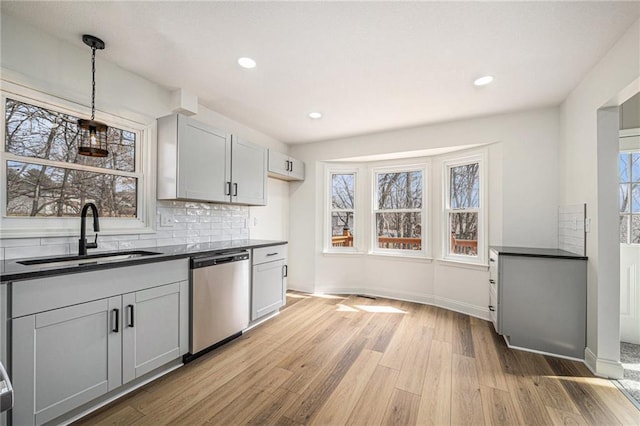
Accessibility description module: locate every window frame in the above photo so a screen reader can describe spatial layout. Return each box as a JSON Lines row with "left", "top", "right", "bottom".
{"left": 370, "top": 163, "right": 428, "bottom": 258}
{"left": 442, "top": 153, "right": 486, "bottom": 265}
{"left": 0, "top": 85, "right": 155, "bottom": 238}
{"left": 325, "top": 166, "right": 360, "bottom": 253}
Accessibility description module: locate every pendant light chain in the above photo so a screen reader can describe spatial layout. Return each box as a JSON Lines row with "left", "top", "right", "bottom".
{"left": 91, "top": 46, "right": 96, "bottom": 121}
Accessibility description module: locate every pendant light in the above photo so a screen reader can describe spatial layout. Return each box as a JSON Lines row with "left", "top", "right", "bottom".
{"left": 78, "top": 34, "right": 108, "bottom": 157}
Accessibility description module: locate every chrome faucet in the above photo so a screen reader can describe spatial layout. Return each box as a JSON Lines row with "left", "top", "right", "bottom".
{"left": 79, "top": 202, "right": 100, "bottom": 256}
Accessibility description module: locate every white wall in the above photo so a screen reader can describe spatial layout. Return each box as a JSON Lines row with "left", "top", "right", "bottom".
{"left": 0, "top": 13, "right": 290, "bottom": 259}
{"left": 289, "top": 106, "right": 561, "bottom": 318}
{"left": 559, "top": 18, "right": 640, "bottom": 378}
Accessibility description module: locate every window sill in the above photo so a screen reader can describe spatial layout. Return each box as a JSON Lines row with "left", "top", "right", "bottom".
{"left": 436, "top": 258, "right": 488, "bottom": 271}
{"left": 367, "top": 251, "right": 432, "bottom": 263}
{"left": 322, "top": 250, "right": 365, "bottom": 256}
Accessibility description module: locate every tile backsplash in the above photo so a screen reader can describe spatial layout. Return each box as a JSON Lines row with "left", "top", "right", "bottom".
{"left": 558, "top": 204, "right": 586, "bottom": 256}
{"left": 0, "top": 201, "right": 249, "bottom": 261}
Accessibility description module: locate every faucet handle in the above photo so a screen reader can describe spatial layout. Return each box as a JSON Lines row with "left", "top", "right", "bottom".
{"left": 87, "top": 234, "right": 98, "bottom": 250}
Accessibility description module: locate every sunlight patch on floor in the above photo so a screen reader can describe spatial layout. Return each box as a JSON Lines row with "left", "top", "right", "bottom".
{"left": 544, "top": 375, "right": 615, "bottom": 388}
{"left": 354, "top": 305, "right": 407, "bottom": 314}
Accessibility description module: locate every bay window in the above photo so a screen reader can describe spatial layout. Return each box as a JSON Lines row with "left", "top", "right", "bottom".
{"left": 372, "top": 166, "right": 426, "bottom": 256}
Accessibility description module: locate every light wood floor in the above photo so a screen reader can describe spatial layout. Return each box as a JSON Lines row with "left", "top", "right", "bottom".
{"left": 75, "top": 292, "right": 639, "bottom": 425}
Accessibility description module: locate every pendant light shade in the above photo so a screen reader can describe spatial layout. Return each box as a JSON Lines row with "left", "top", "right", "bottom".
{"left": 78, "top": 34, "right": 109, "bottom": 158}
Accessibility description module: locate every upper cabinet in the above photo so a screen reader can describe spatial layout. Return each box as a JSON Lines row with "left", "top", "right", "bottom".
{"left": 268, "top": 149, "right": 305, "bottom": 181}
{"left": 157, "top": 114, "right": 267, "bottom": 206}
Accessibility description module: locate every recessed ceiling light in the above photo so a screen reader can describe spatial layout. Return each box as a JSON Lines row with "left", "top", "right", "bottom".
{"left": 238, "top": 57, "right": 256, "bottom": 69}
{"left": 308, "top": 112, "right": 323, "bottom": 119}
{"left": 473, "top": 75, "right": 494, "bottom": 86}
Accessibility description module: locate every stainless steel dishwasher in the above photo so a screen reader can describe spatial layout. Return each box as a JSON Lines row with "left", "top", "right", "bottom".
{"left": 187, "top": 250, "right": 250, "bottom": 361}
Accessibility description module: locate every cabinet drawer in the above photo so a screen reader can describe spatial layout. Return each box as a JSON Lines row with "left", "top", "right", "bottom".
{"left": 253, "top": 245, "right": 287, "bottom": 265}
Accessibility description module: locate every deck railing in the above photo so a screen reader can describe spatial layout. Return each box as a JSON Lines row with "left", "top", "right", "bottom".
{"left": 331, "top": 233, "right": 478, "bottom": 254}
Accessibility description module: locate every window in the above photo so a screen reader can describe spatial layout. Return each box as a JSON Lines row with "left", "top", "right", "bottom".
{"left": 619, "top": 151, "right": 640, "bottom": 243}
{"left": 1, "top": 93, "right": 151, "bottom": 236}
{"left": 372, "top": 166, "right": 425, "bottom": 255}
{"left": 444, "top": 157, "right": 483, "bottom": 262}
{"left": 329, "top": 172, "right": 356, "bottom": 249}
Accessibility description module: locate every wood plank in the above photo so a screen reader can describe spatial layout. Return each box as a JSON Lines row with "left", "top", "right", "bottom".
{"left": 451, "top": 353, "right": 484, "bottom": 425}
{"left": 73, "top": 405, "right": 144, "bottom": 426}
{"left": 545, "top": 406, "right": 589, "bottom": 425}
{"left": 470, "top": 316, "right": 508, "bottom": 391}
{"left": 379, "top": 313, "right": 414, "bottom": 370}
{"left": 416, "top": 340, "right": 452, "bottom": 425}
{"left": 480, "top": 385, "right": 521, "bottom": 425}
{"left": 309, "top": 349, "right": 381, "bottom": 425}
{"left": 453, "top": 312, "right": 475, "bottom": 357}
{"left": 283, "top": 336, "right": 367, "bottom": 424}
{"left": 396, "top": 326, "right": 434, "bottom": 395}
{"left": 346, "top": 365, "right": 400, "bottom": 425}
{"left": 433, "top": 307, "right": 454, "bottom": 343}
{"left": 381, "top": 388, "right": 420, "bottom": 426}
{"left": 246, "top": 388, "right": 301, "bottom": 425}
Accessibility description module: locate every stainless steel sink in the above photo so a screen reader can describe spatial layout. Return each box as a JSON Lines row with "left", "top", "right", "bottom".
{"left": 17, "top": 250, "right": 161, "bottom": 267}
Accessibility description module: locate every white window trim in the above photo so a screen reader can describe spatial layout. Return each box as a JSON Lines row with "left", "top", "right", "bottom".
{"left": 441, "top": 152, "right": 487, "bottom": 265}
{"left": 0, "top": 81, "right": 156, "bottom": 238}
{"left": 370, "top": 163, "right": 429, "bottom": 258}
{"left": 324, "top": 165, "right": 360, "bottom": 253}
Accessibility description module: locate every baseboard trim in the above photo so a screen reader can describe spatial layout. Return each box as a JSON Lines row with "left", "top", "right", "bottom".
{"left": 584, "top": 347, "right": 624, "bottom": 379}
{"left": 312, "top": 286, "right": 490, "bottom": 321}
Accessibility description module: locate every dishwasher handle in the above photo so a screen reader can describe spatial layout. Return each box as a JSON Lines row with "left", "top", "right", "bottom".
{"left": 191, "top": 251, "right": 250, "bottom": 269}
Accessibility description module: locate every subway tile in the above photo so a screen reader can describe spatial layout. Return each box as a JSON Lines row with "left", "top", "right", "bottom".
{"left": 157, "top": 237, "right": 187, "bottom": 246}
{"left": 187, "top": 236, "right": 211, "bottom": 244}
{"left": 0, "top": 238, "right": 41, "bottom": 248}
{"left": 40, "top": 236, "right": 76, "bottom": 245}
{"left": 5, "top": 244, "right": 70, "bottom": 260}
{"left": 119, "top": 239, "right": 158, "bottom": 249}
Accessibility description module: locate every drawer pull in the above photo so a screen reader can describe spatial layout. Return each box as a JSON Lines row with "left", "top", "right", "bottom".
{"left": 489, "top": 279, "right": 495, "bottom": 284}
{"left": 112, "top": 308, "right": 119, "bottom": 333}
{"left": 266, "top": 252, "right": 279, "bottom": 257}
{"left": 490, "top": 258, "right": 495, "bottom": 262}
{"left": 488, "top": 305, "right": 496, "bottom": 312}
{"left": 128, "top": 304, "right": 135, "bottom": 328}
{"left": 283, "top": 264, "right": 288, "bottom": 278}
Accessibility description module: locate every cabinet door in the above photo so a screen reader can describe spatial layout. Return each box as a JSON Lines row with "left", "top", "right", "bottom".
{"left": 232, "top": 137, "right": 267, "bottom": 205}
{"left": 12, "top": 297, "right": 121, "bottom": 426}
{"left": 252, "top": 260, "right": 285, "bottom": 320}
{"left": 268, "top": 149, "right": 290, "bottom": 177}
{"left": 288, "top": 157, "right": 305, "bottom": 181}
{"left": 122, "top": 281, "right": 187, "bottom": 384}
{"left": 177, "top": 116, "right": 231, "bottom": 202}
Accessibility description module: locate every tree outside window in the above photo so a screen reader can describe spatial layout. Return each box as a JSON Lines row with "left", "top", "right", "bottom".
{"left": 4, "top": 98, "right": 138, "bottom": 218}
{"left": 373, "top": 168, "right": 424, "bottom": 252}
{"left": 446, "top": 162, "right": 480, "bottom": 257}
{"left": 619, "top": 151, "right": 640, "bottom": 244}
{"left": 330, "top": 173, "right": 355, "bottom": 248}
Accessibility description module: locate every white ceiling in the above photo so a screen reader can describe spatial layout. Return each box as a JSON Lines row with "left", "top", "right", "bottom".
{"left": 2, "top": 1, "right": 639, "bottom": 144}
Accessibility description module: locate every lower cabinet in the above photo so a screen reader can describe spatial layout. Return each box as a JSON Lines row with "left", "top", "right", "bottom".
{"left": 252, "top": 245, "right": 288, "bottom": 321}
{"left": 9, "top": 260, "right": 189, "bottom": 426}
{"left": 12, "top": 297, "right": 122, "bottom": 426}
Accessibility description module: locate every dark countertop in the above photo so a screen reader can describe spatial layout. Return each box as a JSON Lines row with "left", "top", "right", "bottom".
{"left": 490, "top": 246, "right": 587, "bottom": 260}
{"left": 1, "top": 239, "right": 287, "bottom": 282}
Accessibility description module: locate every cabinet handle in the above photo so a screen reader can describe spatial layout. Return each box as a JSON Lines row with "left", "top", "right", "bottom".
{"left": 112, "top": 308, "right": 119, "bottom": 333}
{"left": 266, "top": 252, "right": 279, "bottom": 257}
{"left": 283, "top": 264, "right": 288, "bottom": 278}
{"left": 225, "top": 182, "right": 231, "bottom": 196}
{"left": 285, "top": 160, "right": 290, "bottom": 172}
{"left": 489, "top": 279, "right": 495, "bottom": 284}
{"left": 289, "top": 161, "right": 293, "bottom": 172}
{"left": 233, "top": 183, "right": 238, "bottom": 196}
{"left": 488, "top": 305, "right": 495, "bottom": 312}
{"left": 490, "top": 258, "right": 495, "bottom": 262}
{"left": 128, "top": 304, "right": 134, "bottom": 327}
